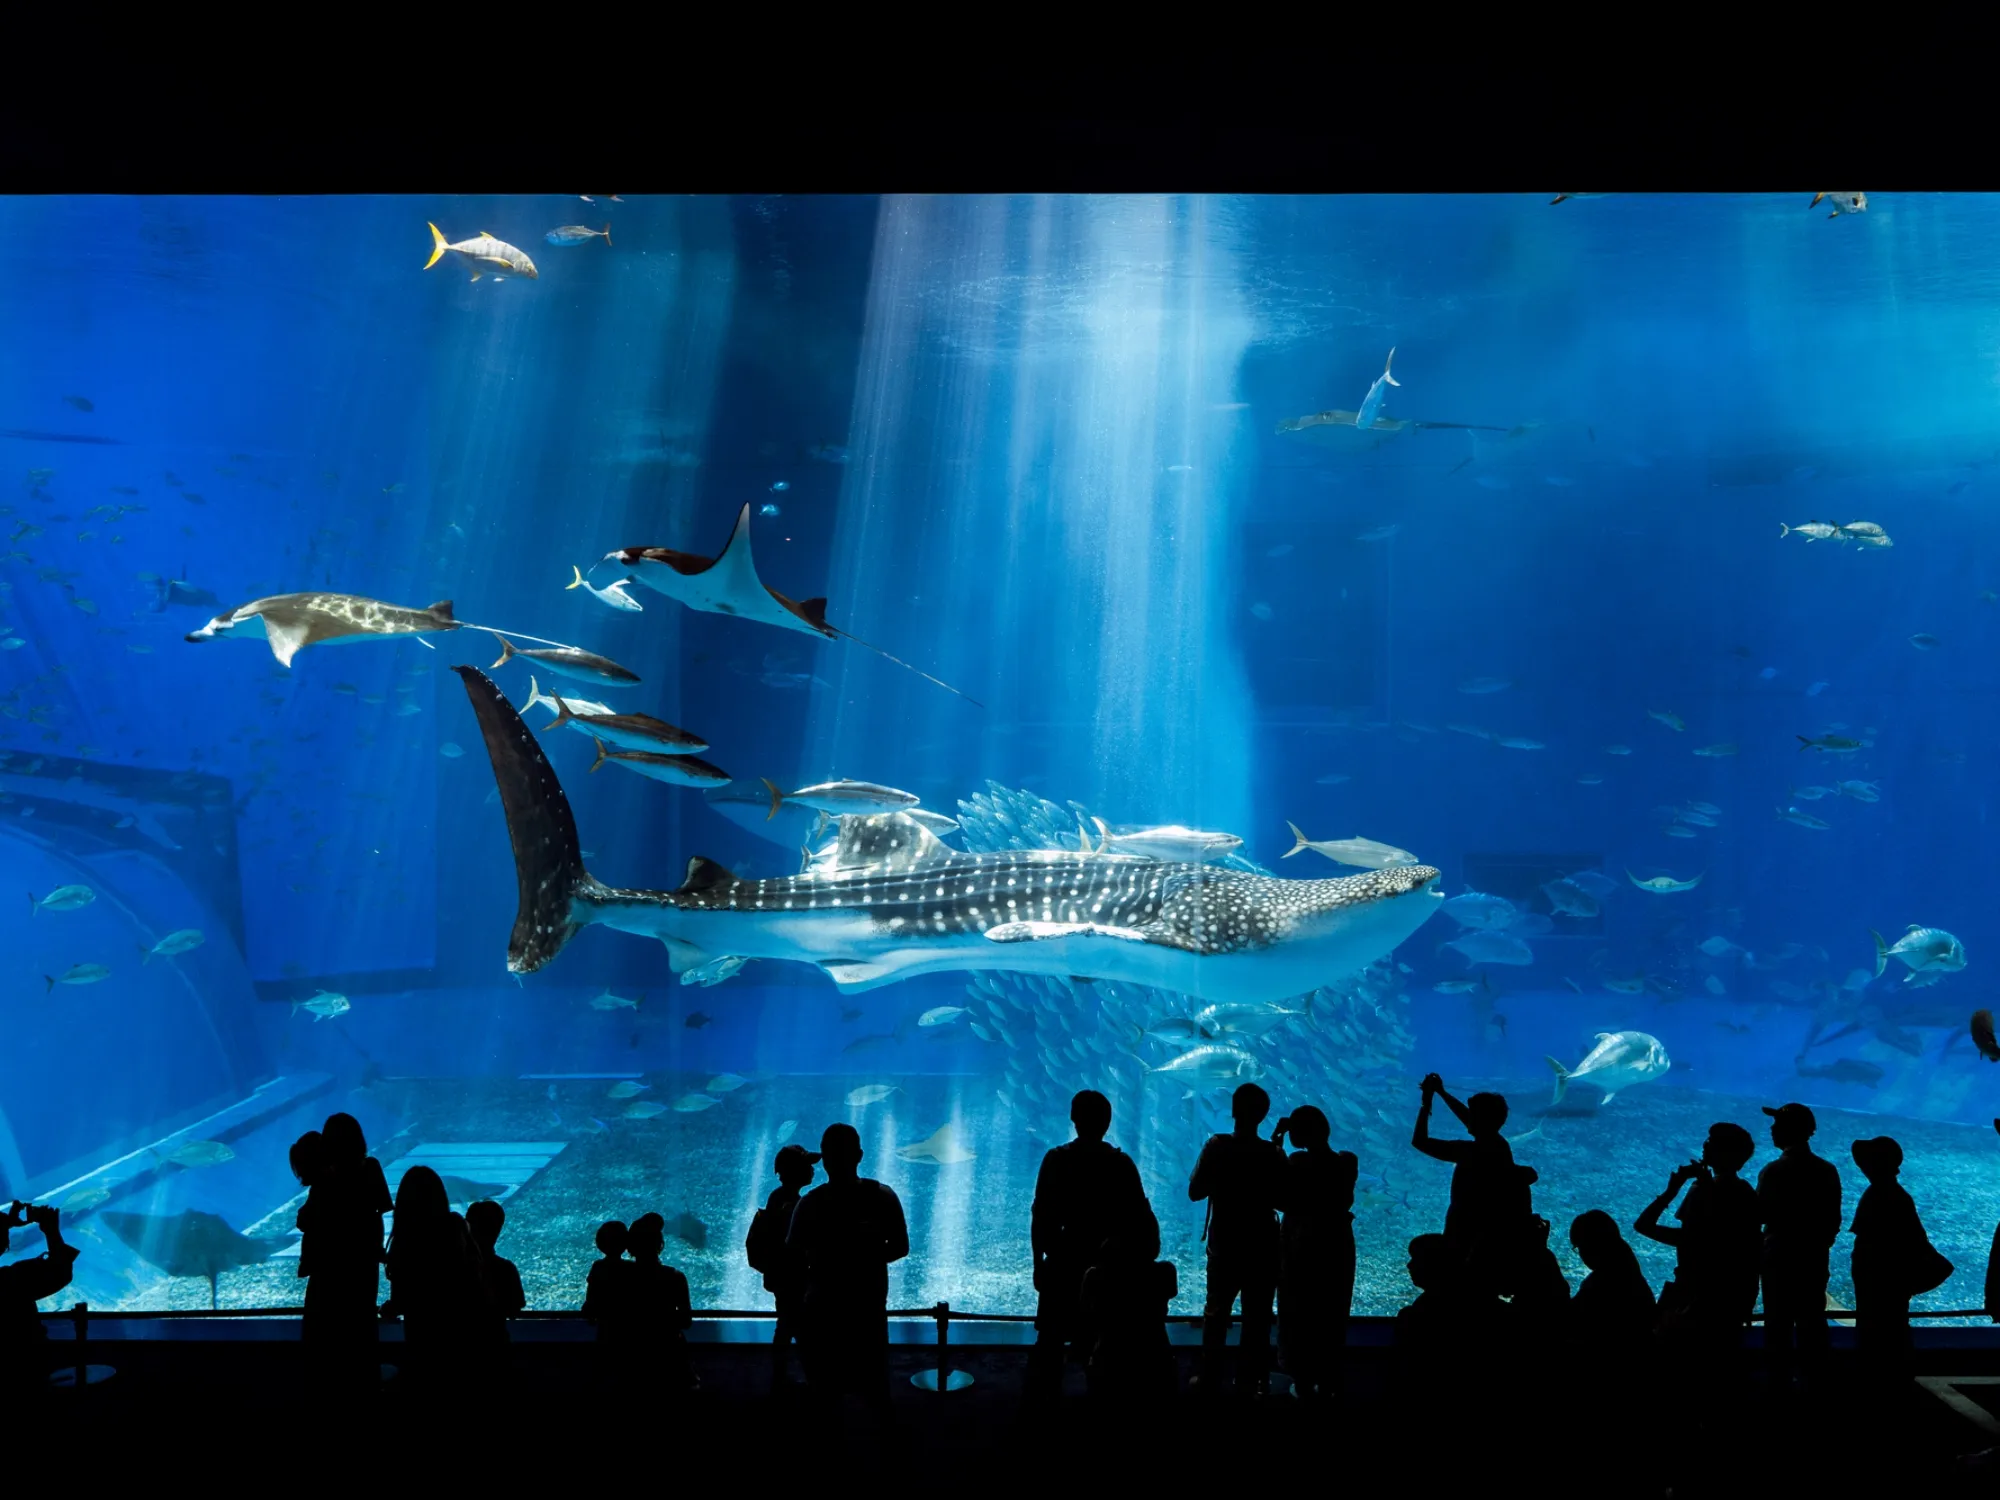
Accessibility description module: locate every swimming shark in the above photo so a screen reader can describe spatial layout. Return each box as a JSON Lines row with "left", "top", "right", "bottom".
{"left": 602, "top": 504, "right": 977, "bottom": 701}
{"left": 453, "top": 666, "right": 1443, "bottom": 1003}
{"left": 185, "top": 592, "right": 462, "bottom": 667}
{"left": 1354, "top": 347, "right": 1402, "bottom": 431}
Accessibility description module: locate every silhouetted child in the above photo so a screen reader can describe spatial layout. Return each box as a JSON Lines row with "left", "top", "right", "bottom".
{"left": 1568, "top": 1209, "right": 1656, "bottom": 1352}
{"left": 1851, "top": 1135, "right": 1948, "bottom": 1378}
{"left": 1188, "top": 1081, "right": 1284, "bottom": 1395}
{"left": 1, "top": 1201, "right": 78, "bottom": 1404}
{"left": 467, "top": 1199, "right": 526, "bottom": 1345}
{"left": 1412, "top": 1074, "right": 1523, "bottom": 1272}
{"left": 748, "top": 1142, "right": 819, "bottom": 1391}
{"left": 583, "top": 1219, "right": 631, "bottom": 1336}
{"left": 1273, "top": 1104, "right": 1357, "bottom": 1399}
{"left": 1634, "top": 1120, "right": 1761, "bottom": 1354}
{"left": 626, "top": 1212, "right": 697, "bottom": 1393}
{"left": 1080, "top": 1202, "right": 1177, "bottom": 1404}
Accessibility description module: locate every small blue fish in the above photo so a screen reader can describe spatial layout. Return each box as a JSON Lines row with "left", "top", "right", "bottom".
{"left": 1354, "top": 347, "right": 1401, "bottom": 430}
{"left": 545, "top": 224, "right": 611, "bottom": 247}
{"left": 769, "top": 481, "right": 789, "bottom": 493}
{"left": 760, "top": 502, "right": 781, "bottom": 518}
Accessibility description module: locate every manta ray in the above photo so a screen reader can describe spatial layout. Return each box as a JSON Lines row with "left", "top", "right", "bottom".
{"left": 100, "top": 1208, "right": 283, "bottom": 1310}
{"left": 452, "top": 667, "right": 1441, "bottom": 1004}
{"left": 603, "top": 504, "right": 977, "bottom": 701}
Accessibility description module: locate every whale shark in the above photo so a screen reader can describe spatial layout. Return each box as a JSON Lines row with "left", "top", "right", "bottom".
{"left": 453, "top": 666, "right": 1442, "bottom": 1003}
{"left": 604, "top": 504, "right": 978, "bottom": 702}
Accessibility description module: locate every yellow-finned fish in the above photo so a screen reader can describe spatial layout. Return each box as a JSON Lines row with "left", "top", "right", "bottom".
{"left": 423, "top": 224, "right": 538, "bottom": 282}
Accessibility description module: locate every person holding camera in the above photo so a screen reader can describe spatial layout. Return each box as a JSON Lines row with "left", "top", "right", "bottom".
{"left": 2, "top": 1200, "right": 79, "bottom": 1402}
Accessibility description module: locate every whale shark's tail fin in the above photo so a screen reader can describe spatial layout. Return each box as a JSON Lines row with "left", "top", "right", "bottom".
{"left": 453, "top": 665, "right": 593, "bottom": 973}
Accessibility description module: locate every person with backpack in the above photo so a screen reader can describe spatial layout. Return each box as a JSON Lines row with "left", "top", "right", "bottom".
{"left": 747, "top": 1142, "right": 819, "bottom": 1392}
{"left": 1187, "top": 1082, "right": 1285, "bottom": 1396}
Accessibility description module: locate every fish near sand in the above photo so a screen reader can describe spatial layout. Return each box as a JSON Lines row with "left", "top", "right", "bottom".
{"left": 424, "top": 224, "right": 538, "bottom": 281}
{"left": 1627, "top": 870, "right": 1702, "bottom": 893}
{"left": 452, "top": 666, "right": 1442, "bottom": 1005}
{"left": 1873, "top": 925, "right": 1966, "bottom": 982}
{"left": 100, "top": 1208, "right": 280, "bottom": 1310}
{"left": 604, "top": 504, "right": 976, "bottom": 701}
{"left": 489, "top": 635, "right": 639, "bottom": 687}
{"left": 186, "top": 593, "right": 460, "bottom": 668}
{"left": 1548, "top": 1030, "right": 1671, "bottom": 1104}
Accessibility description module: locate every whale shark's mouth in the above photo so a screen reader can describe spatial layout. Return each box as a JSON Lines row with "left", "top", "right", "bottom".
{"left": 450, "top": 667, "right": 1441, "bottom": 1002}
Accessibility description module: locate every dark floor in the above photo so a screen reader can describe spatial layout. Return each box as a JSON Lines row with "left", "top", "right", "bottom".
{"left": 26, "top": 1325, "right": 2000, "bottom": 1489}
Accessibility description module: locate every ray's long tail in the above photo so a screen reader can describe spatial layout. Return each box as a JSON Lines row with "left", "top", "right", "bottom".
{"left": 828, "top": 623, "right": 983, "bottom": 706}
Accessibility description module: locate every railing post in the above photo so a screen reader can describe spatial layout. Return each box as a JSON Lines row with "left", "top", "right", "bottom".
{"left": 72, "top": 1302, "right": 87, "bottom": 1392}
{"left": 910, "top": 1299, "right": 973, "bottom": 1393}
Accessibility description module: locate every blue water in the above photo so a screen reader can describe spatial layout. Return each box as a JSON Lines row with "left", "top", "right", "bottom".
{"left": 3, "top": 193, "right": 1998, "bottom": 1316}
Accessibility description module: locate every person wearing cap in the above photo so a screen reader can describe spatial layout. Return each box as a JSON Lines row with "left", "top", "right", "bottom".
{"left": 1027, "top": 1089, "right": 1148, "bottom": 1399}
{"left": 1756, "top": 1101, "right": 1843, "bottom": 1387}
{"left": 746, "top": 1141, "right": 820, "bottom": 1392}
{"left": 1850, "top": 1135, "right": 1948, "bottom": 1378}
{"left": 784, "top": 1122, "right": 909, "bottom": 1415}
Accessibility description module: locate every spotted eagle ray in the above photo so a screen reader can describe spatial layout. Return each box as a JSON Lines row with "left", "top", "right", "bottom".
{"left": 186, "top": 591, "right": 600, "bottom": 670}
{"left": 602, "top": 504, "right": 977, "bottom": 702}
{"left": 100, "top": 1208, "right": 283, "bottom": 1310}
{"left": 452, "top": 666, "right": 1441, "bottom": 1004}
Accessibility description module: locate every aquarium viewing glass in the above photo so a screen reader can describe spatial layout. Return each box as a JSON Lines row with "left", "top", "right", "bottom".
{"left": 2, "top": 192, "right": 1996, "bottom": 1320}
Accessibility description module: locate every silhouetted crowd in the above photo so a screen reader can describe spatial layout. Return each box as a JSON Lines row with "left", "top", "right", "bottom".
{"left": 5, "top": 1085, "right": 2000, "bottom": 1471}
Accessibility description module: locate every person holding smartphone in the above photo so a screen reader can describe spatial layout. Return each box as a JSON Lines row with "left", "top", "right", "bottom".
{"left": 2, "top": 1200, "right": 80, "bottom": 1402}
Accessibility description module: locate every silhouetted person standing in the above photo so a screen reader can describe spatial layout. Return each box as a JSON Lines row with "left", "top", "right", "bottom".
{"left": 466, "top": 1199, "right": 525, "bottom": 1345}
{"left": 1411, "top": 1073, "right": 1522, "bottom": 1276}
{"left": 1635, "top": 1121, "right": 1760, "bottom": 1354}
{"left": 1272, "top": 1104, "right": 1357, "bottom": 1399}
{"left": 747, "top": 1143, "right": 819, "bottom": 1392}
{"left": 1188, "top": 1082, "right": 1284, "bottom": 1396}
{"left": 1, "top": 1201, "right": 77, "bottom": 1404}
{"left": 787, "top": 1123, "right": 909, "bottom": 1418}
{"left": 381, "top": 1165, "right": 485, "bottom": 1399}
{"left": 1029, "top": 1089, "right": 1147, "bottom": 1398}
{"left": 306, "top": 1112, "right": 391, "bottom": 1400}
{"left": 1756, "top": 1102, "right": 1842, "bottom": 1389}
{"left": 1850, "top": 1135, "right": 1949, "bottom": 1382}
{"left": 626, "top": 1211, "right": 696, "bottom": 1394}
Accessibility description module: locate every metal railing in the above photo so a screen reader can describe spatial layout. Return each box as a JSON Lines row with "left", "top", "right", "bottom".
{"left": 42, "top": 1298, "right": 1999, "bottom": 1400}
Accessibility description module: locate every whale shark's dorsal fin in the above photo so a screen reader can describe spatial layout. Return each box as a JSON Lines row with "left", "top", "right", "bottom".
{"left": 676, "top": 855, "right": 737, "bottom": 894}
{"left": 831, "top": 812, "right": 953, "bottom": 874}
{"left": 451, "top": 665, "right": 588, "bottom": 973}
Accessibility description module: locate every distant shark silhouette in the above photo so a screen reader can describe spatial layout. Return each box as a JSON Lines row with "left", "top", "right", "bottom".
{"left": 100, "top": 1209, "right": 283, "bottom": 1310}
{"left": 1277, "top": 409, "right": 1514, "bottom": 449}
{"left": 0, "top": 429, "right": 122, "bottom": 446}
{"left": 604, "top": 504, "right": 977, "bottom": 702}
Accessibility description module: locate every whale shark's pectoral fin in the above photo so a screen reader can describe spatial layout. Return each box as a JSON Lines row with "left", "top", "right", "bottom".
{"left": 658, "top": 937, "right": 712, "bottom": 973}
{"left": 983, "top": 921, "right": 1152, "bottom": 945}
{"left": 820, "top": 953, "right": 931, "bottom": 988}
